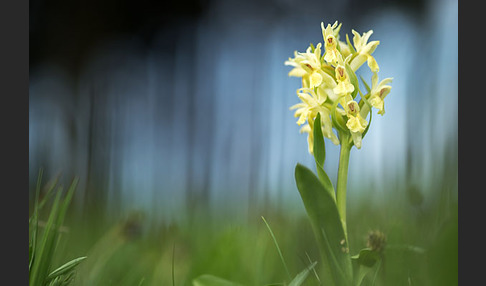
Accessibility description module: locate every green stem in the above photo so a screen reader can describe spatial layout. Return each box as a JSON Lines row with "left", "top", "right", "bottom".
{"left": 336, "top": 132, "right": 352, "bottom": 240}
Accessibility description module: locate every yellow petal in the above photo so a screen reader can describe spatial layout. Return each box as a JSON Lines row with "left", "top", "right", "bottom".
{"left": 320, "top": 71, "right": 337, "bottom": 88}
{"left": 349, "top": 54, "right": 367, "bottom": 72}
{"left": 361, "top": 40, "right": 379, "bottom": 55}
{"left": 351, "top": 29, "right": 362, "bottom": 49}
{"left": 288, "top": 67, "right": 307, "bottom": 77}
{"left": 346, "top": 115, "right": 367, "bottom": 133}
{"left": 333, "top": 81, "right": 354, "bottom": 96}
{"left": 290, "top": 102, "right": 306, "bottom": 111}
{"left": 309, "top": 72, "right": 323, "bottom": 88}
{"left": 324, "top": 49, "right": 339, "bottom": 64}
{"left": 351, "top": 131, "right": 362, "bottom": 149}
{"left": 296, "top": 112, "right": 308, "bottom": 125}
{"left": 367, "top": 55, "right": 379, "bottom": 72}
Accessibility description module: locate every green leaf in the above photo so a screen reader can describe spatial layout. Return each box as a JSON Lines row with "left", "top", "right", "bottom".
{"left": 33, "top": 169, "right": 43, "bottom": 211}
{"left": 294, "top": 164, "right": 353, "bottom": 285}
{"left": 345, "top": 34, "right": 357, "bottom": 54}
{"left": 192, "top": 274, "right": 244, "bottom": 286}
{"left": 345, "top": 63, "right": 359, "bottom": 99}
{"left": 47, "top": 272, "right": 75, "bottom": 286}
{"left": 288, "top": 261, "right": 318, "bottom": 286}
{"left": 351, "top": 248, "right": 381, "bottom": 268}
{"left": 47, "top": 256, "right": 87, "bottom": 281}
{"left": 353, "top": 260, "right": 382, "bottom": 286}
{"left": 309, "top": 42, "right": 315, "bottom": 52}
{"left": 29, "top": 169, "right": 44, "bottom": 273}
{"left": 56, "top": 177, "right": 79, "bottom": 232}
{"left": 305, "top": 252, "right": 321, "bottom": 283}
{"left": 29, "top": 242, "right": 34, "bottom": 272}
{"left": 351, "top": 248, "right": 382, "bottom": 285}
{"left": 315, "top": 165, "right": 336, "bottom": 202}
{"left": 29, "top": 177, "right": 80, "bottom": 286}
{"left": 38, "top": 175, "right": 60, "bottom": 211}
{"left": 354, "top": 265, "right": 370, "bottom": 286}
{"left": 312, "top": 113, "right": 325, "bottom": 167}
{"left": 312, "top": 114, "right": 336, "bottom": 201}
{"left": 29, "top": 189, "right": 63, "bottom": 286}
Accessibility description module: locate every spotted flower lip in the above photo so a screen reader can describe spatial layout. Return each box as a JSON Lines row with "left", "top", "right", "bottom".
{"left": 333, "top": 55, "right": 355, "bottom": 97}
{"left": 285, "top": 43, "right": 327, "bottom": 88}
{"left": 344, "top": 100, "right": 368, "bottom": 149}
{"left": 321, "top": 21, "right": 342, "bottom": 64}
{"left": 345, "top": 101, "right": 367, "bottom": 134}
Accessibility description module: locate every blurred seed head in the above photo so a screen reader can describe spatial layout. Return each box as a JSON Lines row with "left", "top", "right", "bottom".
{"left": 367, "top": 230, "right": 387, "bottom": 253}
{"left": 121, "top": 211, "right": 144, "bottom": 240}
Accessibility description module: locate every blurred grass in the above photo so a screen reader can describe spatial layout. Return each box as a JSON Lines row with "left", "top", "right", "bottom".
{"left": 30, "top": 157, "right": 457, "bottom": 286}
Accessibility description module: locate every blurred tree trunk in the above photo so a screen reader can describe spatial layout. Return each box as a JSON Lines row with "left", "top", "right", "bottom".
{"left": 84, "top": 84, "right": 110, "bottom": 214}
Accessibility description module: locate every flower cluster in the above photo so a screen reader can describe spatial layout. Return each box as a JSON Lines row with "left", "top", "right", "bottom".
{"left": 285, "top": 21, "right": 393, "bottom": 153}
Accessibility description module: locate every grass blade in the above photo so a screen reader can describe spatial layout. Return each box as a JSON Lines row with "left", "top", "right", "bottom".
{"left": 29, "top": 170, "right": 43, "bottom": 273}
{"left": 56, "top": 178, "right": 79, "bottom": 232}
{"left": 30, "top": 189, "right": 63, "bottom": 286}
{"left": 288, "top": 261, "right": 318, "bottom": 286}
{"left": 305, "top": 252, "right": 320, "bottom": 284}
{"left": 47, "top": 256, "right": 87, "bottom": 281}
{"left": 261, "top": 216, "right": 291, "bottom": 281}
{"left": 172, "top": 243, "right": 176, "bottom": 286}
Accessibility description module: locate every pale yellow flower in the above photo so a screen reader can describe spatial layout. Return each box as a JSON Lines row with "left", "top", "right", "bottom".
{"left": 321, "top": 21, "right": 342, "bottom": 64}
{"left": 290, "top": 88, "right": 339, "bottom": 153}
{"left": 368, "top": 72, "right": 393, "bottom": 115}
{"left": 290, "top": 88, "right": 325, "bottom": 126}
{"left": 333, "top": 56, "right": 354, "bottom": 96}
{"left": 319, "top": 108, "right": 340, "bottom": 145}
{"left": 298, "top": 109, "right": 340, "bottom": 154}
{"left": 285, "top": 43, "right": 326, "bottom": 88}
{"left": 315, "top": 67, "right": 340, "bottom": 102}
{"left": 344, "top": 100, "right": 368, "bottom": 149}
{"left": 285, "top": 51, "right": 308, "bottom": 77}
{"left": 317, "top": 82, "right": 339, "bottom": 102}
{"left": 285, "top": 20, "right": 392, "bottom": 151}
{"left": 349, "top": 29, "right": 380, "bottom": 72}
{"left": 299, "top": 124, "right": 315, "bottom": 154}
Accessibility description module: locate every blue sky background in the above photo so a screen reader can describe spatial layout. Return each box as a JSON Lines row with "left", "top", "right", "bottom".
{"left": 29, "top": 0, "right": 457, "bottom": 222}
